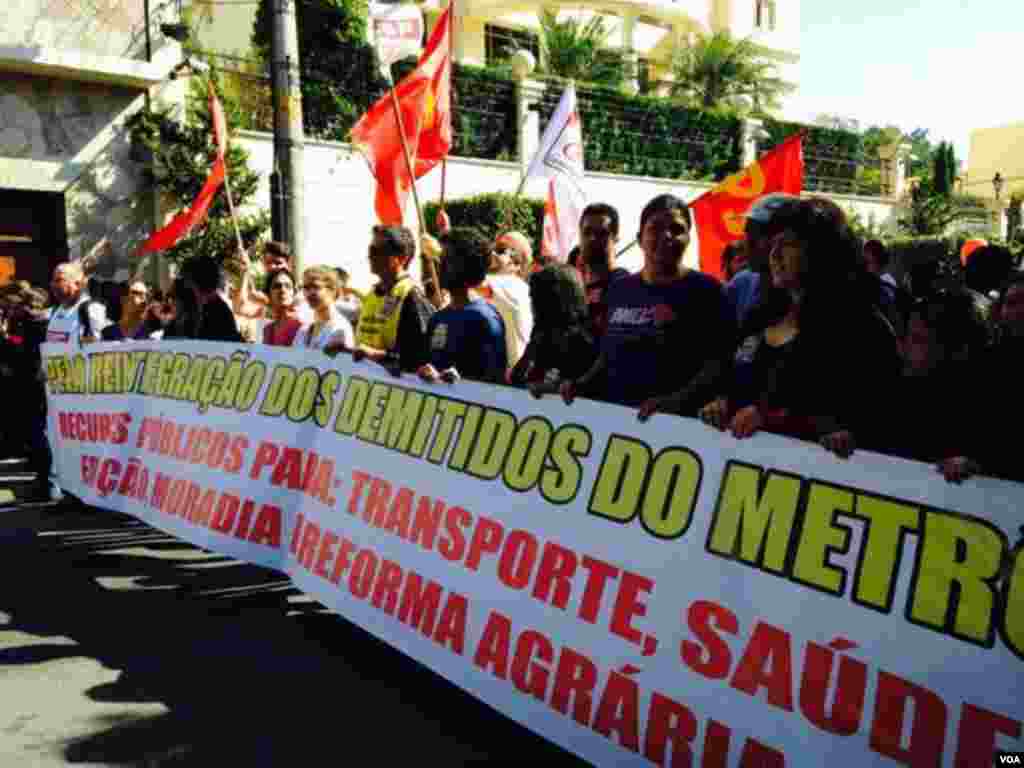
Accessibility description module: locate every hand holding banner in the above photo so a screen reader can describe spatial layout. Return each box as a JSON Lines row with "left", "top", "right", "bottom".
{"left": 43, "top": 340, "right": 1024, "bottom": 767}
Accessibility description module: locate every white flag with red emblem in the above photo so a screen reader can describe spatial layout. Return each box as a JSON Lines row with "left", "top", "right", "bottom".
{"left": 525, "top": 83, "right": 586, "bottom": 263}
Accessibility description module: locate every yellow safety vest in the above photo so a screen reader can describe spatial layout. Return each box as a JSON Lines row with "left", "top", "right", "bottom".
{"left": 356, "top": 275, "right": 415, "bottom": 352}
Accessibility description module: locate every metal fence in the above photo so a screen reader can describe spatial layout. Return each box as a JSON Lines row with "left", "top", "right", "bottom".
{"left": 758, "top": 119, "right": 883, "bottom": 197}
{"left": 199, "top": 48, "right": 891, "bottom": 197}
{"left": 534, "top": 78, "right": 743, "bottom": 182}
{"left": 203, "top": 51, "right": 517, "bottom": 160}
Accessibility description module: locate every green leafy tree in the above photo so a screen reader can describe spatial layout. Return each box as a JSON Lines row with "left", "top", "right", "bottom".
{"left": 933, "top": 141, "right": 952, "bottom": 197}
{"left": 252, "top": 0, "right": 388, "bottom": 140}
{"left": 536, "top": 9, "right": 626, "bottom": 88}
{"left": 860, "top": 124, "right": 902, "bottom": 161}
{"left": 932, "top": 141, "right": 958, "bottom": 197}
{"left": 670, "top": 30, "right": 793, "bottom": 114}
{"left": 898, "top": 177, "right": 960, "bottom": 236}
{"left": 126, "top": 74, "right": 270, "bottom": 266}
{"left": 843, "top": 205, "right": 886, "bottom": 242}
{"left": 945, "top": 142, "right": 958, "bottom": 191}
{"left": 905, "top": 127, "right": 936, "bottom": 179}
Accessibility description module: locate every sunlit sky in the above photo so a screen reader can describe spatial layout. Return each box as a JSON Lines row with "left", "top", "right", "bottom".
{"left": 789, "top": 0, "right": 1023, "bottom": 168}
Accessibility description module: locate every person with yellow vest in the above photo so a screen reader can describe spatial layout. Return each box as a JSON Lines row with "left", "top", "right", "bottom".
{"left": 339, "top": 225, "right": 435, "bottom": 376}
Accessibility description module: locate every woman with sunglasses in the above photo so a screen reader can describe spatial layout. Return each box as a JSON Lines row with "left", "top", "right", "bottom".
{"left": 476, "top": 231, "right": 534, "bottom": 373}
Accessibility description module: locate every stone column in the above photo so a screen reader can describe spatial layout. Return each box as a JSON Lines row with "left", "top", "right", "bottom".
{"left": 879, "top": 141, "right": 912, "bottom": 199}
{"left": 895, "top": 143, "right": 912, "bottom": 198}
{"left": 989, "top": 199, "right": 1009, "bottom": 239}
{"left": 741, "top": 118, "right": 767, "bottom": 168}
{"left": 511, "top": 50, "right": 539, "bottom": 177}
{"left": 621, "top": 12, "right": 639, "bottom": 95}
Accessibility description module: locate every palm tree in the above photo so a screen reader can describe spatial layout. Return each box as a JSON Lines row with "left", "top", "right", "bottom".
{"left": 535, "top": 9, "right": 626, "bottom": 88}
{"left": 670, "top": 30, "right": 793, "bottom": 114}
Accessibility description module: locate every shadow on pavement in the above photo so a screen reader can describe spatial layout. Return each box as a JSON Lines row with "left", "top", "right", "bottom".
{"left": 0, "top": 501, "right": 590, "bottom": 767}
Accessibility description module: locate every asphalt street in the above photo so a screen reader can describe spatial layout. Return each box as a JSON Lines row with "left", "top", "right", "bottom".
{"left": 0, "top": 467, "right": 588, "bottom": 767}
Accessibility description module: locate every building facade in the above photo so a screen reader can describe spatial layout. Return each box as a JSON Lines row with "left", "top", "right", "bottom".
{"left": 191, "top": 0, "right": 800, "bottom": 108}
{"left": 965, "top": 121, "right": 1024, "bottom": 202}
{"left": 0, "top": 0, "right": 182, "bottom": 287}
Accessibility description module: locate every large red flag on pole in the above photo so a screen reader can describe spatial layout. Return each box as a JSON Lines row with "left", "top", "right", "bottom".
{"left": 690, "top": 133, "right": 804, "bottom": 280}
{"left": 137, "top": 83, "right": 229, "bottom": 256}
{"left": 350, "top": 5, "right": 452, "bottom": 225}
{"left": 208, "top": 81, "right": 247, "bottom": 257}
{"left": 137, "top": 157, "right": 226, "bottom": 256}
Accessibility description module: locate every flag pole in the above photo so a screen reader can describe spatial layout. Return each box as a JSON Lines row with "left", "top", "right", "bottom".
{"left": 387, "top": 72, "right": 441, "bottom": 305}
{"left": 223, "top": 172, "right": 246, "bottom": 257}
{"left": 439, "top": 0, "right": 453, "bottom": 214}
{"left": 208, "top": 82, "right": 246, "bottom": 259}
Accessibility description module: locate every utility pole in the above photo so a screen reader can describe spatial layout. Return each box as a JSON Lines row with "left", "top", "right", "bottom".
{"left": 271, "top": 0, "right": 306, "bottom": 275}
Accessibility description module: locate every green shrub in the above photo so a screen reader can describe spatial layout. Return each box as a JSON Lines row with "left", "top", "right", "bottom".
{"left": 760, "top": 119, "right": 865, "bottom": 194}
{"left": 423, "top": 193, "right": 545, "bottom": 255}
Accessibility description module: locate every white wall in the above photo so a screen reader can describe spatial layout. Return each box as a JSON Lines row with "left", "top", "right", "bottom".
{"left": 235, "top": 130, "right": 899, "bottom": 292}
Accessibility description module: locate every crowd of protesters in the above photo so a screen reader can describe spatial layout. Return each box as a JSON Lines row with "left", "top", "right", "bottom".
{"left": 2, "top": 190, "right": 1022, "bottom": 502}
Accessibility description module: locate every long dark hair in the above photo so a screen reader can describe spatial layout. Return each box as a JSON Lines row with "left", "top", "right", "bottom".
{"left": 529, "top": 263, "right": 590, "bottom": 338}
{"left": 742, "top": 199, "right": 872, "bottom": 339}
{"left": 168, "top": 277, "right": 201, "bottom": 338}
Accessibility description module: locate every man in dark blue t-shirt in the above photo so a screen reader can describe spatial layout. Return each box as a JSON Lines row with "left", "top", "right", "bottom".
{"left": 600, "top": 270, "right": 735, "bottom": 408}
{"left": 562, "top": 194, "right": 735, "bottom": 418}
{"left": 420, "top": 228, "right": 507, "bottom": 385}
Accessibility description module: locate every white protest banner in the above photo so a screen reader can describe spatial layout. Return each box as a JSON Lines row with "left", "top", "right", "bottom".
{"left": 43, "top": 340, "right": 1024, "bottom": 767}
{"left": 369, "top": 2, "right": 425, "bottom": 75}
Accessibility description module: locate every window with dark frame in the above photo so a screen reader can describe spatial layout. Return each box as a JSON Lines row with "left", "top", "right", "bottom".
{"left": 485, "top": 24, "right": 540, "bottom": 66}
{"left": 755, "top": 0, "right": 777, "bottom": 31}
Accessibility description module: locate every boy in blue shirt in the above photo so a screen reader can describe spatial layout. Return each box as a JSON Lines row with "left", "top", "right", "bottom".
{"left": 419, "top": 228, "right": 508, "bottom": 385}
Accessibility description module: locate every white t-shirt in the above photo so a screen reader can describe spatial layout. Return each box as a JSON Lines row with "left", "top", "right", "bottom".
{"left": 46, "top": 295, "right": 109, "bottom": 345}
{"left": 485, "top": 273, "right": 533, "bottom": 369}
{"left": 292, "top": 307, "right": 355, "bottom": 352}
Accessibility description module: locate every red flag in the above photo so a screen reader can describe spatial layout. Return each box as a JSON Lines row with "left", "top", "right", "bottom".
{"left": 690, "top": 134, "right": 803, "bottom": 280}
{"left": 413, "top": 6, "right": 452, "bottom": 176}
{"left": 351, "top": 6, "right": 452, "bottom": 224}
{"left": 137, "top": 156, "right": 226, "bottom": 255}
{"left": 209, "top": 82, "right": 228, "bottom": 158}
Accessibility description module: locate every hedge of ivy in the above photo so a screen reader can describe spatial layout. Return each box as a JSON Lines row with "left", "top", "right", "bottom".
{"left": 394, "top": 61, "right": 517, "bottom": 161}
{"left": 423, "top": 193, "right": 545, "bottom": 254}
{"left": 535, "top": 81, "right": 742, "bottom": 182}
{"left": 759, "top": 119, "right": 871, "bottom": 195}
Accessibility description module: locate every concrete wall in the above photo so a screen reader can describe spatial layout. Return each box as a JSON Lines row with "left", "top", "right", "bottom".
{"left": 966, "top": 121, "right": 1024, "bottom": 201}
{"left": 0, "top": 72, "right": 159, "bottom": 280}
{"left": 235, "top": 130, "right": 899, "bottom": 294}
{"left": 190, "top": 0, "right": 259, "bottom": 58}
{"left": 1, "top": 0, "right": 157, "bottom": 60}
{"left": 0, "top": 0, "right": 186, "bottom": 282}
